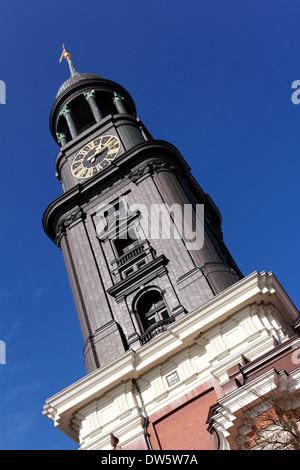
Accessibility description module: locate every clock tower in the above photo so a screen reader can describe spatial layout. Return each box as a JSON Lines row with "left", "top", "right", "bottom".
{"left": 43, "top": 47, "right": 242, "bottom": 374}
{"left": 43, "top": 49, "right": 299, "bottom": 450}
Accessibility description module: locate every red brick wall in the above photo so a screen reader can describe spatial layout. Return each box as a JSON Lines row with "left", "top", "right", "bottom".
{"left": 148, "top": 379, "right": 222, "bottom": 450}
{"left": 121, "top": 379, "right": 222, "bottom": 450}
{"left": 152, "top": 388, "right": 217, "bottom": 450}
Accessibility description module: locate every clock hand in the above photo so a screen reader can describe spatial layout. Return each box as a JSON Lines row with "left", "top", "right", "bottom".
{"left": 88, "top": 146, "right": 108, "bottom": 163}
{"left": 87, "top": 140, "right": 117, "bottom": 163}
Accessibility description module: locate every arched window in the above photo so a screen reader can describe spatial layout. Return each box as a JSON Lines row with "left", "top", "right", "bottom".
{"left": 134, "top": 289, "right": 174, "bottom": 344}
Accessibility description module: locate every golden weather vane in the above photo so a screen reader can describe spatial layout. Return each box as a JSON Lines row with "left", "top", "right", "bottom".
{"left": 59, "top": 44, "right": 71, "bottom": 63}
{"left": 59, "top": 44, "right": 78, "bottom": 77}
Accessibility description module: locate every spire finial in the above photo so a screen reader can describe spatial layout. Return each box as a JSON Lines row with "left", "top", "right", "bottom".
{"left": 59, "top": 44, "right": 71, "bottom": 63}
{"left": 59, "top": 44, "right": 78, "bottom": 77}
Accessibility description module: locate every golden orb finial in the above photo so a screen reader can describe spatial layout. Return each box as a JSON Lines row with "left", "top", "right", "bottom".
{"left": 59, "top": 44, "right": 71, "bottom": 63}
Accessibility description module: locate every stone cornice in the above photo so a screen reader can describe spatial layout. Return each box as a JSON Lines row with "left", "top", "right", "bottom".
{"left": 43, "top": 140, "right": 193, "bottom": 243}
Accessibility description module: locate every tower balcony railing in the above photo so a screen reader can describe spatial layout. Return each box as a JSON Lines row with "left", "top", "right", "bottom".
{"left": 110, "top": 239, "right": 157, "bottom": 282}
{"left": 117, "top": 243, "right": 145, "bottom": 267}
{"left": 140, "top": 316, "right": 176, "bottom": 345}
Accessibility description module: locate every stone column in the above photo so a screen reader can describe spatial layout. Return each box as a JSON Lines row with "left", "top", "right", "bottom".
{"left": 56, "top": 131, "right": 67, "bottom": 147}
{"left": 113, "top": 92, "right": 127, "bottom": 114}
{"left": 59, "top": 104, "right": 78, "bottom": 139}
{"left": 83, "top": 89, "right": 104, "bottom": 122}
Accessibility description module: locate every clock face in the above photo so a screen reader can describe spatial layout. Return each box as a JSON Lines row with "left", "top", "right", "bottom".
{"left": 71, "top": 134, "right": 121, "bottom": 179}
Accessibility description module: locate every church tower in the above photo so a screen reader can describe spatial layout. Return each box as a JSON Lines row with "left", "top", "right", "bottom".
{"left": 43, "top": 48, "right": 299, "bottom": 450}
{"left": 43, "top": 47, "right": 242, "bottom": 374}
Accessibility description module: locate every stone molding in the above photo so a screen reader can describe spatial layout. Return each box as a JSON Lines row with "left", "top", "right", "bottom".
{"left": 55, "top": 207, "right": 85, "bottom": 247}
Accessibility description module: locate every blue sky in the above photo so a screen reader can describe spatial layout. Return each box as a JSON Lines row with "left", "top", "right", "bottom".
{"left": 0, "top": 0, "right": 299, "bottom": 450}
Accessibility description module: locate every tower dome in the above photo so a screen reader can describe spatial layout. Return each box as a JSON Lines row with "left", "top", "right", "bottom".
{"left": 50, "top": 45, "right": 136, "bottom": 146}
{"left": 56, "top": 73, "right": 105, "bottom": 99}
